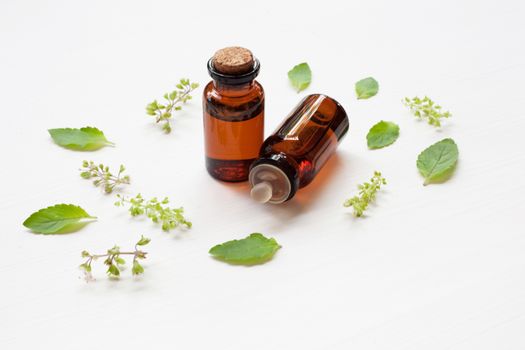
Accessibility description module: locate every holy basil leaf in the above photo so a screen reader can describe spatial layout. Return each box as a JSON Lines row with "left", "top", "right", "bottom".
{"left": 355, "top": 77, "right": 379, "bottom": 99}
{"left": 417, "top": 138, "right": 459, "bottom": 185}
{"left": 209, "top": 233, "right": 281, "bottom": 265}
{"left": 48, "top": 127, "right": 114, "bottom": 151}
{"left": 288, "top": 62, "right": 312, "bottom": 92}
{"left": 23, "top": 204, "right": 97, "bottom": 234}
{"left": 367, "top": 121, "right": 400, "bottom": 149}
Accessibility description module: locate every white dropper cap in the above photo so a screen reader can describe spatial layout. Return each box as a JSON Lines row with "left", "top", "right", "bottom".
{"left": 249, "top": 164, "right": 292, "bottom": 204}
{"left": 250, "top": 181, "right": 273, "bottom": 203}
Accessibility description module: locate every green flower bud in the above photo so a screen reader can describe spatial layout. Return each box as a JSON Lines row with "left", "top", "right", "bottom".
{"left": 132, "top": 260, "right": 144, "bottom": 275}
{"left": 115, "top": 257, "right": 126, "bottom": 265}
{"left": 136, "top": 236, "right": 151, "bottom": 246}
{"left": 107, "top": 264, "right": 120, "bottom": 276}
{"left": 79, "top": 263, "right": 91, "bottom": 272}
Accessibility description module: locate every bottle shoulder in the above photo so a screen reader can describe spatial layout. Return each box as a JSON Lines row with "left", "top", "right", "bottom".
{"left": 254, "top": 80, "right": 264, "bottom": 94}
{"left": 203, "top": 80, "right": 264, "bottom": 121}
{"left": 203, "top": 81, "right": 264, "bottom": 101}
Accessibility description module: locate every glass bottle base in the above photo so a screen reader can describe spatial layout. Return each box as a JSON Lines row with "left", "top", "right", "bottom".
{"left": 205, "top": 157, "right": 255, "bottom": 182}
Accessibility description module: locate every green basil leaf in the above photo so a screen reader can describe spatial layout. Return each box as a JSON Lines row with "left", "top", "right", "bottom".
{"left": 417, "top": 138, "right": 459, "bottom": 185}
{"left": 355, "top": 77, "right": 379, "bottom": 99}
{"left": 367, "top": 121, "right": 400, "bottom": 149}
{"left": 23, "top": 204, "right": 96, "bottom": 234}
{"left": 48, "top": 127, "right": 114, "bottom": 151}
{"left": 209, "top": 233, "right": 281, "bottom": 265}
{"left": 288, "top": 62, "right": 312, "bottom": 92}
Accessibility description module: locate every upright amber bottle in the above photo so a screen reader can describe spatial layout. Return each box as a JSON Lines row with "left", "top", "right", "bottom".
{"left": 203, "top": 47, "right": 264, "bottom": 182}
{"left": 249, "top": 94, "right": 349, "bottom": 204}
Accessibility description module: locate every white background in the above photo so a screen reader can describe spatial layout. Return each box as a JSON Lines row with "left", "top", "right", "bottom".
{"left": 1, "top": 0, "right": 524, "bottom": 349}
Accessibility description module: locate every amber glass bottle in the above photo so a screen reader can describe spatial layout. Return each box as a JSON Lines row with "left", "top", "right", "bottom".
{"left": 203, "top": 47, "right": 264, "bottom": 182}
{"left": 249, "top": 94, "right": 349, "bottom": 204}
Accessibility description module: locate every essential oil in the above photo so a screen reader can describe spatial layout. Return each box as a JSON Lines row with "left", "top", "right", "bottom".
{"left": 249, "top": 94, "right": 349, "bottom": 204}
{"left": 203, "top": 47, "right": 264, "bottom": 182}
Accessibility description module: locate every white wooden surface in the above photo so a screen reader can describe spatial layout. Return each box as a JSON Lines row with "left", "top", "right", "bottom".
{"left": 1, "top": 0, "right": 524, "bottom": 349}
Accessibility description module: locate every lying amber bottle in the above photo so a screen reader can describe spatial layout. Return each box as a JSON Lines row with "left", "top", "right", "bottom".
{"left": 249, "top": 94, "right": 349, "bottom": 204}
{"left": 203, "top": 47, "right": 264, "bottom": 182}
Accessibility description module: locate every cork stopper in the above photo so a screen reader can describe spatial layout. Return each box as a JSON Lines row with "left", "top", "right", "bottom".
{"left": 212, "top": 47, "right": 254, "bottom": 75}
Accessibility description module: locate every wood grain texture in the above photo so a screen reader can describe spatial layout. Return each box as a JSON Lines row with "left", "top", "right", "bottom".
{"left": 0, "top": 0, "right": 524, "bottom": 349}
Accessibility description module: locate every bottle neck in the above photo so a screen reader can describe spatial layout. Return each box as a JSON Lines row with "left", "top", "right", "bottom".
{"left": 212, "top": 80, "right": 255, "bottom": 97}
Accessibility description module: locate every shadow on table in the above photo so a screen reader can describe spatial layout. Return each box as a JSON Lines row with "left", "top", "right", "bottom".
{"left": 212, "top": 152, "right": 356, "bottom": 228}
